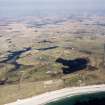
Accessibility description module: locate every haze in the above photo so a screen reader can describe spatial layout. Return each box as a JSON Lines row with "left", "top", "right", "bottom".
{"left": 0, "top": 0, "right": 105, "bottom": 17}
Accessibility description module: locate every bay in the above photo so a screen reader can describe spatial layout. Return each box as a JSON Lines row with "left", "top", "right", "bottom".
{"left": 46, "top": 92, "right": 105, "bottom": 105}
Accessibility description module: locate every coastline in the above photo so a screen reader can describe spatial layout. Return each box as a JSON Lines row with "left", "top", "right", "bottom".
{"left": 5, "top": 84, "right": 105, "bottom": 105}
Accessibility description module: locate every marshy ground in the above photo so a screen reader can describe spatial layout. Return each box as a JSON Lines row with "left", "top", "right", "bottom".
{"left": 0, "top": 16, "right": 105, "bottom": 104}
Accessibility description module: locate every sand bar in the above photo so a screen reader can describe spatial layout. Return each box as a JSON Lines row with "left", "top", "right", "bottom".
{"left": 5, "top": 84, "right": 105, "bottom": 105}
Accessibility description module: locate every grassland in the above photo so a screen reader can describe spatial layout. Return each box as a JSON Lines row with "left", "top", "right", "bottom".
{"left": 0, "top": 16, "right": 105, "bottom": 104}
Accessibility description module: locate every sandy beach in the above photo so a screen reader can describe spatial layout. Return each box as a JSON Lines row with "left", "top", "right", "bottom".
{"left": 5, "top": 84, "right": 105, "bottom": 105}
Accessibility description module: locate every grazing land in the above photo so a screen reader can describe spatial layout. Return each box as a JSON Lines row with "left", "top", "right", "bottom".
{"left": 0, "top": 16, "right": 105, "bottom": 104}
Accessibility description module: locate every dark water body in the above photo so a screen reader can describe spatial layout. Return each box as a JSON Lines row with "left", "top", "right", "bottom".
{"left": 36, "top": 46, "right": 58, "bottom": 51}
{"left": 46, "top": 92, "right": 105, "bottom": 105}
{"left": 0, "top": 0, "right": 105, "bottom": 18}
{"left": 0, "top": 48, "right": 31, "bottom": 71}
{"left": 56, "top": 58, "right": 89, "bottom": 74}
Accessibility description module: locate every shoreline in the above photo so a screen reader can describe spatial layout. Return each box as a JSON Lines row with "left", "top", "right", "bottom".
{"left": 5, "top": 84, "right": 105, "bottom": 105}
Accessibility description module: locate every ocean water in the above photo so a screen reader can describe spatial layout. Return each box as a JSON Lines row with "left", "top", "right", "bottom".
{"left": 46, "top": 92, "right": 105, "bottom": 105}
{"left": 0, "top": 0, "right": 105, "bottom": 18}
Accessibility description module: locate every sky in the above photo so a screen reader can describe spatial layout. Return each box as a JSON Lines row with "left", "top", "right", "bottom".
{"left": 0, "top": 0, "right": 105, "bottom": 17}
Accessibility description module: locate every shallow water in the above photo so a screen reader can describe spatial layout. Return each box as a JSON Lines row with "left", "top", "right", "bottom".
{"left": 46, "top": 92, "right": 105, "bottom": 105}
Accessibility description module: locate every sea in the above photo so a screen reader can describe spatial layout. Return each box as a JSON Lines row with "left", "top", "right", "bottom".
{"left": 46, "top": 92, "right": 105, "bottom": 105}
